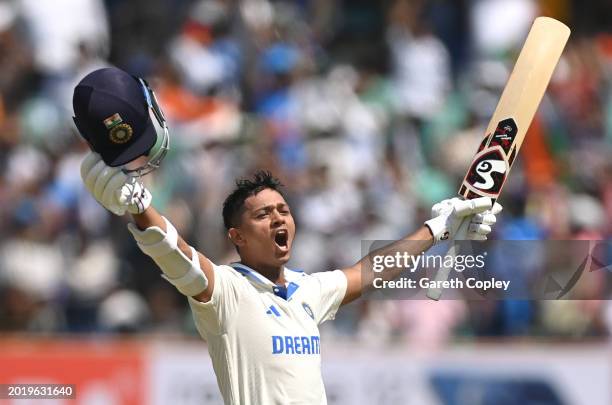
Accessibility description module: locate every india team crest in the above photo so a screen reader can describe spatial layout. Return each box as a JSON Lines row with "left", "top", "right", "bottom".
{"left": 104, "top": 113, "right": 133, "bottom": 144}
{"left": 109, "top": 123, "right": 133, "bottom": 144}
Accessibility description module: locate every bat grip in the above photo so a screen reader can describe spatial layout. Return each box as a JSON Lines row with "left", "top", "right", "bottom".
{"left": 426, "top": 217, "right": 470, "bottom": 300}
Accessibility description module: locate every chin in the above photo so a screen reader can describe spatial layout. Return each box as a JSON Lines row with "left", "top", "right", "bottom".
{"left": 274, "top": 248, "right": 291, "bottom": 265}
{"left": 277, "top": 252, "right": 291, "bottom": 265}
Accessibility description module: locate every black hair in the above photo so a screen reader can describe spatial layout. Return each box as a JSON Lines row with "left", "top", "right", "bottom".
{"left": 222, "top": 170, "right": 285, "bottom": 230}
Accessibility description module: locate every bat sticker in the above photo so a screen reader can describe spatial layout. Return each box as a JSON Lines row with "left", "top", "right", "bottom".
{"left": 473, "top": 158, "right": 507, "bottom": 190}
{"left": 489, "top": 118, "right": 518, "bottom": 154}
{"left": 461, "top": 118, "right": 517, "bottom": 198}
{"left": 463, "top": 149, "right": 508, "bottom": 195}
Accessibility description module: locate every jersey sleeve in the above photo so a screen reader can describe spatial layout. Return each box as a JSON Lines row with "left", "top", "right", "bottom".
{"left": 187, "top": 262, "right": 245, "bottom": 336}
{"left": 309, "top": 270, "right": 348, "bottom": 325}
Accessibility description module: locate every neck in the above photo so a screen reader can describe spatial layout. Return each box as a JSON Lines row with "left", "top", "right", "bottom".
{"left": 240, "top": 259, "right": 285, "bottom": 285}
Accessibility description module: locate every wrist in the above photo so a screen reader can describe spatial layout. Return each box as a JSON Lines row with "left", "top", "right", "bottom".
{"left": 424, "top": 215, "right": 449, "bottom": 244}
{"left": 424, "top": 223, "right": 435, "bottom": 239}
{"left": 131, "top": 206, "right": 162, "bottom": 231}
{"left": 419, "top": 225, "right": 436, "bottom": 243}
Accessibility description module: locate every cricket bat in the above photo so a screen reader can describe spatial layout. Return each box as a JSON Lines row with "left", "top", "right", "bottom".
{"left": 427, "top": 17, "right": 570, "bottom": 300}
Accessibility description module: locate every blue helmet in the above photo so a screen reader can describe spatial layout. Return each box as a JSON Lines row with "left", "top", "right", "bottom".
{"left": 72, "top": 66, "right": 169, "bottom": 176}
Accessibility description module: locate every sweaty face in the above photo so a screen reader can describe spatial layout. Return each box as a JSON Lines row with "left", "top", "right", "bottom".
{"left": 234, "top": 189, "right": 296, "bottom": 268}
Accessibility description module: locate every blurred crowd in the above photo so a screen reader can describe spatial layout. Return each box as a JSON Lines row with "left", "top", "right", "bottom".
{"left": 1, "top": 0, "right": 612, "bottom": 346}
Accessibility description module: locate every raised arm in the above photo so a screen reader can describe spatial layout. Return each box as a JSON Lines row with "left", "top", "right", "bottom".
{"left": 340, "top": 197, "right": 500, "bottom": 305}
{"left": 80, "top": 152, "right": 215, "bottom": 303}
{"left": 340, "top": 227, "right": 432, "bottom": 305}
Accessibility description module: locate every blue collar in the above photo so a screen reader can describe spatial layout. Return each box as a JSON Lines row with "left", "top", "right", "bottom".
{"left": 230, "top": 263, "right": 304, "bottom": 300}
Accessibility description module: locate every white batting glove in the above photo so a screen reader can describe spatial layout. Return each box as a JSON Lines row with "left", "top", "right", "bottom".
{"left": 425, "top": 197, "right": 502, "bottom": 244}
{"left": 465, "top": 202, "right": 502, "bottom": 241}
{"left": 80, "top": 152, "right": 152, "bottom": 216}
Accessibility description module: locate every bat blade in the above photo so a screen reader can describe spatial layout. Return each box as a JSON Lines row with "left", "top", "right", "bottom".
{"left": 427, "top": 17, "right": 570, "bottom": 301}
{"left": 459, "top": 17, "right": 570, "bottom": 202}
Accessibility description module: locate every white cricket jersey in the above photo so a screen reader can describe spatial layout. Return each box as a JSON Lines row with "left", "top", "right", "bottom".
{"left": 188, "top": 261, "right": 348, "bottom": 405}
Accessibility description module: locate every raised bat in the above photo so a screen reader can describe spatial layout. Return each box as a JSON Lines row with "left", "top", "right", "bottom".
{"left": 427, "top": 17, "right": 571, "bottom": 300}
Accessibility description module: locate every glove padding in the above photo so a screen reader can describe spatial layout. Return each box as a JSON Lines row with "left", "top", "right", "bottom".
{"left": 80, "top": 152, "right": 152, "bottom": 216}
{"left": 425, "top": 197, "right": 502, "bottom": 244}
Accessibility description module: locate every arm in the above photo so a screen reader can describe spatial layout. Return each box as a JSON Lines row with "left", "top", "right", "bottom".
{"left": 131, "top": 207, "right": 215, "bottom": 302}
{"left": 80, "top": 152, "right": 215, "bottom": 303}
{"left": 340, "top": 197, "right": 500, "bottom": 305}
{"left": 341, "top": 226, "right": 433, "bottom": 305}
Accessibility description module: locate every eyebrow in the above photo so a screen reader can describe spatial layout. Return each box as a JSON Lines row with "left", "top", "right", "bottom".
{"left": 253, "top": 202, "right": 288, "bottom": 213}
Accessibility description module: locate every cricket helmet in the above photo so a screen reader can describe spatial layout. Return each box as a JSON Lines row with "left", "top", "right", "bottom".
{"left": 72, "top": 66, "right": 169, "bottom": 176}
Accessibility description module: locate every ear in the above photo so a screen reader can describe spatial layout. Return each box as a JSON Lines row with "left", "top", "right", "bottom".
{"left": 228, "top": 228, "right": 246, "bottom": 247}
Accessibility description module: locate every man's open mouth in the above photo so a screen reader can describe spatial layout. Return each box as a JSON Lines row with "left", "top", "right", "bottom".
{"left": 274, "top": 229, "right": 289, "bottom": 249}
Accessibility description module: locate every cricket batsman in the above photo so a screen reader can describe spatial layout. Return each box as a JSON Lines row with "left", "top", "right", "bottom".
{"left": 73, "top": 67, "right": 501, "bottom": 404}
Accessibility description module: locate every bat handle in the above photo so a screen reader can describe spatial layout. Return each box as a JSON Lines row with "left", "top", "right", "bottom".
{"left": 426, "top": 217, "right": 470, "bottom": 300}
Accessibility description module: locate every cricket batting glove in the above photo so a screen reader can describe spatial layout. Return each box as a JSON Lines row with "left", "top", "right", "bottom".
{"left": 80, "top": 152, "right": 152, "bottom": 216}
{"left": 425, "top": 197, "right": 502, "bottom": 244}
